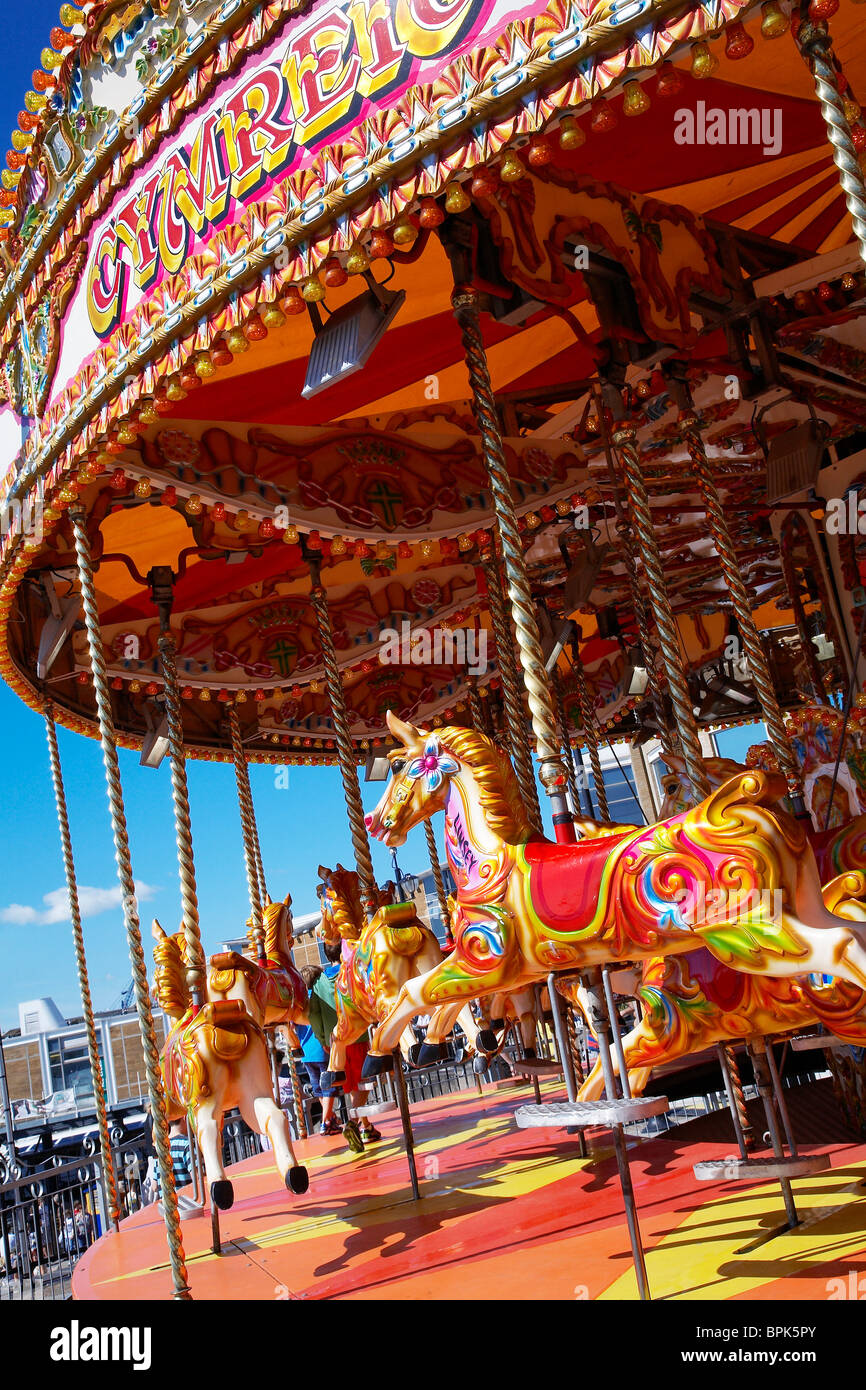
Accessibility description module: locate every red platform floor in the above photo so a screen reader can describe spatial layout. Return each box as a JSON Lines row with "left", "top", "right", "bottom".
{"left": 72, "top": 1079, "right": 866, "bottom": 1301}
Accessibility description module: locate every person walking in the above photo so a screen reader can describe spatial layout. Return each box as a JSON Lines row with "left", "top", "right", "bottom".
{"left": 317, "top": 941, "right": 381, "bottom": 1154}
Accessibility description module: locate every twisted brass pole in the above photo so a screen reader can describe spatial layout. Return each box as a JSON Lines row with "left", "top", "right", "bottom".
{"left": 309, "top": 577, "right": 378, "bottom": 920}
{"left": 455, "top": 287, "right": 573, "bottom": 838}
{"left": 286, "top": 1048, "right": 308, "bottom": 1140}
{"left": 611, "top": 422, "right": 710, "bottom": 801}
{"left": 44, "top": 706, "right": 120, "bottom": 1231}
{"left": 551, "top": 667, "right": 581, "bottom": 818}
{"left": 466, "top": 678, "right": 488, "bottom": 736}
{"left": 228, "top": 706, "right": 265, "bottom": 959}
{"left": 594, "top": 384, "right": 675, "bottom": 757}
{"left": 482, "top": 555, "right": 543, "bottom": 833}
{"left": 68, "top": 510, "right": 191, "bottom": 1300}
{"left": 679, "top": 402, "right": 804, "bottom": 804}
{"left": 158, "top": 632, "right": 207, "bottom": 1002}
{"left": 797, "top": 17, "right": 866, "bottom": 270}
{"left": 424, "top": 820, "right": 453, "bottom": 947}
{"left": 572, "top": 648, "right": 611, "bottom": 822}
{"left": 245, "top": 771, "right": 269, "bottom": 908}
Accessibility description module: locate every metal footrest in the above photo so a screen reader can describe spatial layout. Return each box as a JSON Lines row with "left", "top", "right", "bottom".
{"left": 350, "top": 1101, "right": 398, "bottom": 1119}
{"left": 515, "top": 1096, "right": 669, "bottom": 1130}
{"left": 790, "top": 1033, "right": 844, "bottom": 1052}
{"left": 694, "top": 1153, "right": 831, "bottom": 1181}
{"left": 513, "top": 1058, "right": 563, "bottom": 1075}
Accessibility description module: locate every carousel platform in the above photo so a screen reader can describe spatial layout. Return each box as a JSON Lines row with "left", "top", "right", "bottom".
{"left": 72, "top": 1080, "right": 866, "bottom": 1302}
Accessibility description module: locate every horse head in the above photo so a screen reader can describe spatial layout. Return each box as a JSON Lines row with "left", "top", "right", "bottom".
{"left": 317, "top": 863, "right": 364, "bottom": 942}
{"left": 262, "top": 892, "right": 293, "bottom": 962}
{"left": 657, "top": 751, "right": 746, "bottom": 819}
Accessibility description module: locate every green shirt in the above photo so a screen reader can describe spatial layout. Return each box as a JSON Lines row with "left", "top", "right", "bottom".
{"left": 308, "top": 973, "right": 338, "bottom": 1049}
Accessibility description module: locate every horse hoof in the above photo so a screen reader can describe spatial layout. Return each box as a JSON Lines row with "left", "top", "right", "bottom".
{"left": 477, "top": 1028, "right": 499, "bottom": 1054}
{"left": 210, "top": 1180, "right": 234, "bottom": 1211}
{"left": 287, "top": 1165, "right": 309, "bottom": 1195}
{"left": 417, "top": 1042, "right": 444, "bottom": 1065}
{"left": 472, "top": 1054, "right": 489, "bottom": 1075}
{"left": 490, "top": 1018, "right": 506, "bottom": 1031}
{"left": 361, "top": 1052, "right": 394, "bottom": 1079}
{"left": 291, "top": 1048, "right": 304, "bottom": 1059}
{"left": 320, "top": 1070, "right": 346, "bottom": 1090}
{"left": 407, "top": 1042, "right": 423, "bottom": 1067}
{"left": 522, "top": 1046, "right": 537, "bottom": 1061}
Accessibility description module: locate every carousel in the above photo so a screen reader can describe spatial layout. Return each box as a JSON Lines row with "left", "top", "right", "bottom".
{"left": 1, "top": 0, "right": 866, "bottom": 1301}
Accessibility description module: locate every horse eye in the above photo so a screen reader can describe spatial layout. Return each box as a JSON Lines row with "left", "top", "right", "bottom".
{"left": 391, "top": 759, "right": 405, "bottom": 775}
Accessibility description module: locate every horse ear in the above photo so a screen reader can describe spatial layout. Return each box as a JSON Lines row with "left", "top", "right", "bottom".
{"left": 659, "top": 752, "right": 685, "bottom": 773}
{"left": 152, "top": 918, "right": 165, "bottom": 941}
{"left": 386, "top": 709, "right": 422, "bottom": 746}
{"left": 317, "top": 864, "right": 329, "bottom": 880}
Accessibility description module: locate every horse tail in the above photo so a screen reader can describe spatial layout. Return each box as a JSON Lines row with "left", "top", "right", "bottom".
{"left": 152, "top": 919, "right": 191, "bottom": 1018}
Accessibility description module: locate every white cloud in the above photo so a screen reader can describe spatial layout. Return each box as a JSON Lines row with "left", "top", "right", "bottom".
{"left": 0, "top": 881, "right": 158, "bottom": 927}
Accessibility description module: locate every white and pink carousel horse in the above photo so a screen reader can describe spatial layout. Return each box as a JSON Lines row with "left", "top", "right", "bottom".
{"left": 153, "top": 921, "right": 309, "bottom": 1210}
{"left": 361, "top": 712, "right": 866, "bottom": 1069}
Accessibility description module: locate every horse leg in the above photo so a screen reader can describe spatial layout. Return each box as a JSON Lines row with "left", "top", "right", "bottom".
{"left": 236, "top": 1052, "right": 309, "bottom": 1196}
{"left": 194, "top": 1093, "right": 233, "bottom": 1211}
{"left": 371, "top": 952, "right": 524, "bottom": 1060}
{"left": 511, "top": 988, "right": 539, "bottom": 1059}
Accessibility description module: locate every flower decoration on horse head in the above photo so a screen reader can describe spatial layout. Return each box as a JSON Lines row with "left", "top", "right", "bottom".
{"left": 406, "top": 734, "right": 458, "bottom": 792}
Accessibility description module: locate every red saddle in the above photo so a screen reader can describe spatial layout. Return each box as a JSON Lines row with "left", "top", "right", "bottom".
{"left": 522, "top": 831, "right": 635, "bottom": 933}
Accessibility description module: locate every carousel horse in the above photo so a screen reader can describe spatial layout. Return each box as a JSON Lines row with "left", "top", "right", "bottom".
{"left": 362, "top": 712, "right": 866, "bottom": 1068}
{"left": 558, "top": 870, "right": 866, "bottom": 1100}
{"left": 656, "top": 750, "right": 866, "bottom": 888}
{"left": 152, "top": 921, "right": 309, "bottom": 1210}
{"left": 317, "top": 866, "right": 536, "bottom": 1078}
{"left": 220, "top": 892, "right": 308, "bottom": 1049}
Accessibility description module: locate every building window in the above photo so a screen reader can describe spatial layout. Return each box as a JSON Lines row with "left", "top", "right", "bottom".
{"left": 47, "top": 1034, "right": 99, "bottom": 1099}
{"left": 583, "top": 759, "right": 644, "bottom": 826}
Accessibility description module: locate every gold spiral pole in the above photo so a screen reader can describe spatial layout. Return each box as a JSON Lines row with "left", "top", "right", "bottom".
{"left": 679, "top": 402, "right": 804, "bottom": 803}
{"left": 424, "top": 819, "right": 453, "bottom": 947}
{"left": 611, "top": 423, "right": 710, "bottom": 802}
{"left": 68, "top": 510, "right": 191, "bottom": 1300}
{"left": 455, "top": 288, "right": 572, "bottom": 836}
{"left": 564, "top": 998, "right": 586, "bottom": 1090}
{"left": 228, "top": 706, "right": 265, "bottom": 959}
{"left": 285, "top": 1046, "right": 308, "bottom": 1141}
{"left": 44, "top": 705, "right": 120, "bottom": 1231}
{"left": 551, "top": 666, "right": 581, "bottom": 819}
{"left": 245, "top": 771, "right": 269, "bottom": 908}
{"left": 594, "top": 385, "right": 675, "bottom": 757}
{"left": 482, "top": 555, "right": 543, "bottom": 833}
{"left": 797, "top": 17, "right": 866, "bottom": 270}
{"left": 158, "top": 632, "right": 208, "bottom": 1002}
{"left": 722, "top": 1043, "right": 758, "bottom": 1153}
{"left": 466, "top": 677, "right": 489, "bottom": 736}
{"left": 309, "top": 576, "right": 378, "bottom": 920}
{"left": 572, "top": 648, "right": 611, "bottom": 822}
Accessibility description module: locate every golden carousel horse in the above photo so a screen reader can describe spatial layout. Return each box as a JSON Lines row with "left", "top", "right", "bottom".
{"left": 316, "top": 866, "right": 536, "bottom": 1083}
{"left": 218, "top": 892, "right": 308, "bottom": 1049}
{"left": 557, "top": 871, "right": 866, "bottom": 1100}
{"left": 361, "top": 712, "right": 866, "bottom": 1070}
{"left": 153, "top": 922, "right": 309, "bottom": 1210}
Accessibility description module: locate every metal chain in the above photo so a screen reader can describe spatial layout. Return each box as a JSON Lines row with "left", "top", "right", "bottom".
{"left": 797, "top": 18, "right": 866, "bottom": 270}
{"left": 309, "top": 581, "right": 378, "bottom": 919}
{"left": 69, "top": 510, "right": 191, "bottom": 1299}
{"left": 681, "top": 408, "right": 803, "bottom": 799}
{"left": 228, "top": 706, "right": 265, "bottom": 958}
{"left": 158, "top": 632, "right": 207, "bottom": 1000}
{"left": 44, "top": 706, "right": 120, "bottom": 1231}
{"left": 612, "top": 424, "right": 710, "bottom": 801}
{"left": 454, "top": 288, "right": 570, "bottom": 819}
{"left": 482, "top": 555, "right": 543, "bottom": 832}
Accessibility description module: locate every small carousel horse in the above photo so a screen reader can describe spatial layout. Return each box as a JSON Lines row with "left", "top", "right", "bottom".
{"left": 214, "top": 892, "right": 308, "bottom": 1048}
{"left": 153, "top": 921, "right": 309, "bottom": 1210}
{"left": 317, "top": 866, "right": 536, "bottom": 1076}
{"left": 559, "top": 870, "right": 866, "bottom": 1100}
{"left": 362, "top": 712, "right": 866, "bottom": 1067}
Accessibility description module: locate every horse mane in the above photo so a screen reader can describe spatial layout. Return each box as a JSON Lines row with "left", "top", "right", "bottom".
{"left": 437, "top": 725, "right": 532, "bottom": 842}
{"left": 319, "top": 866, "right": 364, "bottom": 941}
{"left": 152, "top": 921, "right": 191, "bottom": 1018}
{"left": 263, "top": 896, "right": 292, "bottom": 962}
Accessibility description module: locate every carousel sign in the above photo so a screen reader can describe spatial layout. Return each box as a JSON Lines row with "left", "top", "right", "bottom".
{"left": 85, "top": 0, "right": 530, "bottom": 337}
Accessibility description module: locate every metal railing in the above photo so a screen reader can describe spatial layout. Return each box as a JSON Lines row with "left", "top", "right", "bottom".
{"left": 0, "top": 1155, "right": 106, "bottom": 1301}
